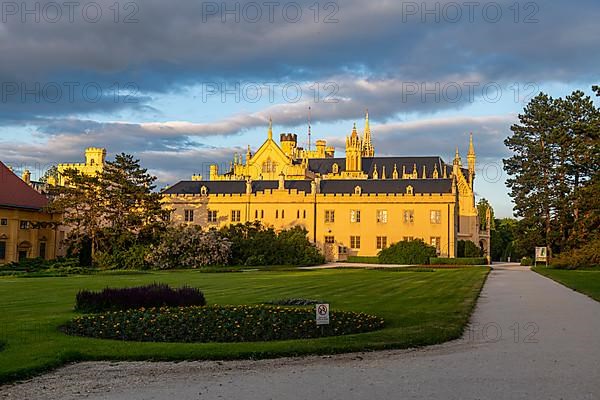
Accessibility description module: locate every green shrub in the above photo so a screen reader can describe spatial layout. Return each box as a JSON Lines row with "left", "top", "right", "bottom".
{"left": 457, "top": 240, "right": 483, "bottom": 257}
{"left": 520, "top": 257, "right": 533, "bottom": 266}
{"left": 378, "top": 239, "right": 437, "bottom": 265}
{"left": 63, "top": 305, "right": 384, "bottom": 342}
{"left": 551, "top": 238, "right": 600, "bottom": 269}
{"left": 74, "top": 283, "right": 206, "bottom": 313}
{"left": 0, "top": 257, "right": 84, "bottom": 274}
{"left": 429, "top": 257, "right": 487, "bottom": 265}
{"left": 95, "top": 245, "right": 150, "bottom": 270}
{"left": 221, "top": 222, "right": 324, "bottom": 267}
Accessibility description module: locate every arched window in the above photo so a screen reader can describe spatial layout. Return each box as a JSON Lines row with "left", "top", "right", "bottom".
{"left": 262, "top": 158, "right": 277, "bottom": 173}
{"left": 406, "top": 185, "right": 414, "bottom": 195}
{"left": 332, "top": 163, "right": 339, "bottom": 174}
{"left": 354, "top": 186, "right": 362, "bottom": 195}
{"left": 200, "top": 186, "right": 208, "bottom": 196}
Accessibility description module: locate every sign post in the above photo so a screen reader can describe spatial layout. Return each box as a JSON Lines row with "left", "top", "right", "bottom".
{"left": 316, "top": 303, "right": 330, "bottom": 336}
{"left": 535, "top": 246, "right": 548, "bottom": 266}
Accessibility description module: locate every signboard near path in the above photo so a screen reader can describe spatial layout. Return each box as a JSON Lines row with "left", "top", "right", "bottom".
{"left": 316, "top": 303, "right": 330, "bottom": 325}
{"left": 535, "top": 247, "right": 548, "bottom": 265}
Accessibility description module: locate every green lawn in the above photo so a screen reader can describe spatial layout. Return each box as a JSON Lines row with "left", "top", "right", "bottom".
{"left": 0, "top": 267, "right": 488, "bottom": 384}
{"left": 533, "top": 266, "right": 600, "bottom": 302}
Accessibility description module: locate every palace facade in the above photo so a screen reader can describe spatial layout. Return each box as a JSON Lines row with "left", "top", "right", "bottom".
{"left": 163, "top": 113, "right": 490, "bottom": 261}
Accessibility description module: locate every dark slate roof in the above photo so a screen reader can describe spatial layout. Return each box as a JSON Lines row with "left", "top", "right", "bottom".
{"left": 163, "top": 178, "right": 452, "bottom": 195}
{"left": 0, "top": 162, "right": 48, "bottom": 210}
{"left": 320, "top": 179, "right": 452, "bottom": 194}
{"left": 308, "top": 156, "right": 451, "bottom": 178}
{"left": 162, "top": 180, "right": 313, "bottom": 195}
{"left": 162, "top": 180, "right": 246, "bottom": 195}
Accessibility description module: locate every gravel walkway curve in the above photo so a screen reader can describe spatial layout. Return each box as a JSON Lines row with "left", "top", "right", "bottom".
{"left": 2, "top": 264, "right": 600, "bottom": 400}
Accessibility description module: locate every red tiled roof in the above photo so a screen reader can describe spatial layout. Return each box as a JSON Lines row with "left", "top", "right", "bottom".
{"left": 0, "top": 161, "right": 48, "bottom": 210}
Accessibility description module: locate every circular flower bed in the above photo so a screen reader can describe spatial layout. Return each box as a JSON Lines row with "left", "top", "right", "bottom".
{"left": 62, "top": 305, "right": 385, "bottom": 343}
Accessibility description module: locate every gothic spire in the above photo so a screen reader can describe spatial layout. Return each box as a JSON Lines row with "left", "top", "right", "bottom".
{"left": 268, "top": 117, "right": 273, "bottom": 140}
{"left": 362, "top": 109, "right": 375, "bottom": 157}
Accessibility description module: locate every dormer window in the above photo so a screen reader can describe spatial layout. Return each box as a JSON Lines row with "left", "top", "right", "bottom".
{"left": 354, "top": 186, "right": 362, "bottom": 195}
{"left": 406, "top": 185, "right": 414, "bottom": 195}
{"left": 332, "top": 163, "right": 339, "bottom": 174}
{"left": 200, "top": 186, "right": 208, "bottom": 196}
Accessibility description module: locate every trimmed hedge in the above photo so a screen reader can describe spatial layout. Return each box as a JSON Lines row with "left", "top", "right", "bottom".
{"left": 265, "top": 298, "right": 326, "bottom": 306}
{"left": 75, "top": 283, "right": 206, "bottom": 313}
{"left": 346, "top": 256, "right": 380, "bottom": 264}
{"left": 63, "top": 305, "right": 385, "bottom": 342}
{"left": 430, "top": 257, "right": 487, "bottom": 265}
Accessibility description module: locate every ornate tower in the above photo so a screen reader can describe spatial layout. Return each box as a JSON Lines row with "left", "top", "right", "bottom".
{"left": 345, "top": 123, "right": 363, "bottom": 172}
{"left": 362, "top": 110, "right": 375, "bottom": 157}
{"left": 85, "top": 147, "right": 106, "bottom": 166}
{"left": 467, "top": 133, "right": 476, "bottom": 188}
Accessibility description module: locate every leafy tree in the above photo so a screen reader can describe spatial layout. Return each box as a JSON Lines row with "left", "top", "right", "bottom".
{"left": 503, "top": 90, "right": 600, "bottom": 259}
{"left": 477, "top": 198, "right": 495, "bottom": 231}
{"left": 504, "top": 92, "right": 561, "bottom": 257}
{"left": 99, "top": 153, "right": 168, "bottom": 243}
{"left": 457, "top": 240, "right": 483, "bottom": 258}
{"left": 489, "top": 218, "right": 526, "bottom": 261}
{"left": 49, "top": 154, "right": 169, "bottom": 267}
{"left": 48, "top": 169, "right": 104, "bottom": 262}
{"left": 40, "top": 165, "right": 59, "bottom": 184}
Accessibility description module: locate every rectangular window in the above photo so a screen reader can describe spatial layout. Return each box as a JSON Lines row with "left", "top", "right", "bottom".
{"left": 324, "top": 235, "right": 335, "bottom": 244}
{"left": 403, "top": 236, "right": 414, "bottom": 241}
{"left": 0, "top": 218, "right": 7, "bottom": 226}
{"left": 276, "top": 210, "right": 279, "bottom": 219}
{"left": 261, "top": 210, "right": 264, "bottom": 219}
{"left": 325, "top": 210, "right": 335, "bottom": 223}
{"left": 350, "top": 209, "right": 361, "bottom": 223}
{"left": 297, "top": 210, "right": 300, "bottom": 219}
{"left": 184, "top": 209, "right": 194, "bottom": 222}
{"left": 20, "top": 221, "right": 29, "bottom": 229}
{"left": 376, "top": 236, "right": 388, "bottom": 250}
{"left": 0, "top": 241, "right": 5, "bottom": 260}
{"left": 303, "top": 210, "right": 306, "bottom": 219}
{"left": 39, "top": 242, "right": 47, "bottom": 259}
{"left": 430, "top": 210, "right": 441, "bottom": 224}
{"left": 430, "top": 237, "right": 441, "bottom": 254}
{"left": 376, "top": 210, "right": 388, "bottom": 223}
{"left": 255, "top": 210, "right": 258, "bottom": 219}
{"left": 231, "top": 210, "right": 241, "bottom": 222}
{"left": 350, "top": 236, "right": 361, "bottom": 249}
{"left": 281, "top": 210, "right": 285, "bottom": 219}
{"left": 403, "top": 210, "right": 414, "bottom": 223}
{"left": 207, "top": 210, "right": 218, "bottom": 223}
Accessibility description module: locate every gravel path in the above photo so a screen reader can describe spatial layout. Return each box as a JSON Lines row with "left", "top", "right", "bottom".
{"left": 2, "top": 264, "right": 600, "bottom": 400}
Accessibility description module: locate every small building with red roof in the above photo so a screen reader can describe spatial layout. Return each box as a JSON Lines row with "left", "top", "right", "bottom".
{"left": 0, "top": 162, "right": 63, "bottom": 264}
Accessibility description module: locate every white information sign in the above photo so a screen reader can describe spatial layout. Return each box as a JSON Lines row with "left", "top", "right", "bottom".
{"left": 535, "top": 247, "right": 548, "bottom": 263}
{"left": 316, "top": 303, "right": 330, "bottom": 325}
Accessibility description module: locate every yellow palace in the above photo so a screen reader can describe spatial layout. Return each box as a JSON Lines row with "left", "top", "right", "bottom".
{"left": 163, "top": 113, "right": 490, "bottom": 261}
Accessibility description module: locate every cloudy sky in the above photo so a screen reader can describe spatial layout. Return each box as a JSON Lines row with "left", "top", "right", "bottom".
{"left": 1, "top": 0, "right": 599, "bottom": 217}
